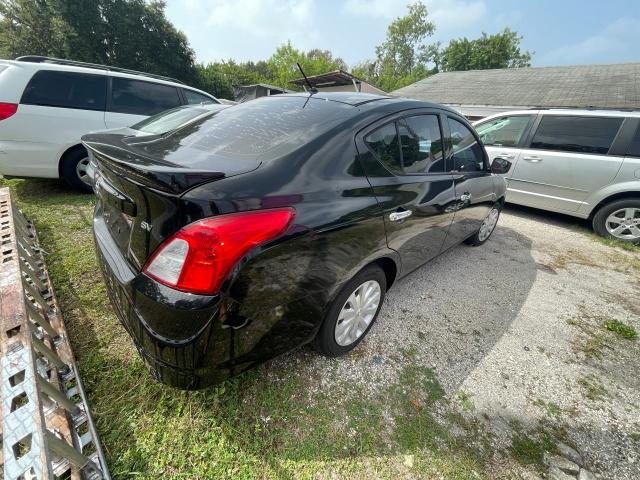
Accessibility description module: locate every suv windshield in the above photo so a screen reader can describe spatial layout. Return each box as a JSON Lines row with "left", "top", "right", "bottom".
{"left": 131, "top": 106, "right": 211, "bottom": 134}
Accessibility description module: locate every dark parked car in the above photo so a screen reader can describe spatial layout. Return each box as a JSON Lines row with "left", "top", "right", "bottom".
{"left": 83, "top": 92, "right": 508, "bottom": 389}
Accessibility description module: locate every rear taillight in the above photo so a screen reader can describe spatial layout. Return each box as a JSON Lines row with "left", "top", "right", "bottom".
{"left": 0, "top": 103, "right": 17, "bottom": 120}
{"left": 143, "top": 208, "right": 295, "bottom": 295}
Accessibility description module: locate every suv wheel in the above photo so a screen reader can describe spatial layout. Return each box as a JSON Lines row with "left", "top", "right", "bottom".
{"left": 465, "top": 203, "right": 502, "bottom": 246}
{"left": 593, "top": 198, "right": 640, "bottom": 244}
{"left": 60, "top": 148, "right": 92, "bottom": 192}
{"left": 313, "top": 265, "right": 386, "bottom": 357}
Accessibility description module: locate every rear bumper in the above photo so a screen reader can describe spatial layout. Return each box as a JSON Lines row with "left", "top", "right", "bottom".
{"left": 93, "top": 216, "right": 324, "bottom": 389}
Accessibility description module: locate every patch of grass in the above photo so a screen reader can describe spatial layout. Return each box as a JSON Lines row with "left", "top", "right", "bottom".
{"left": 578, "top": 375, "right": 609, "bottom": 402}
{"left": 401, "top": 345, "right": 419, "bottom": 358}
{"left": 604, "top": 319, "right": 638, "bottom": 340}
{"left": 566, "top": 307, "right": 638, "bottom": 359}
{"left": 454, "top": 390, "right": 475, "bottom": 412}
{"left": 1, "top": 178, "right": 497, "bottom": 479}
{"left": 532, "top": 399, "right": 562, "bottom": 418}
{"left": 510, "top": 432, "right": 557, "bottom": 469}
{"left": 590, "top": 233, "right": 640, "bottom": 253}
{"left": 631, "top": 432, "right": 640, "bottom": 442}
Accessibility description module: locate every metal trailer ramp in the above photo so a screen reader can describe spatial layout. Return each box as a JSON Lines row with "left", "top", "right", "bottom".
{"left": 0, "top": 188, "right": 110, "bottom": 480}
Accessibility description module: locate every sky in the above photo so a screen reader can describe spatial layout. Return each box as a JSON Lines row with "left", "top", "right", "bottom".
{"left": 165, "top": 0, "right": 640, "bottom": 68}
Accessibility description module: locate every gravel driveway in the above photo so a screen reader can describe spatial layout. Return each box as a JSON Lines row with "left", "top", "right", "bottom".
{"left": 271, "top": 204, "right": 640, "bottom": 479}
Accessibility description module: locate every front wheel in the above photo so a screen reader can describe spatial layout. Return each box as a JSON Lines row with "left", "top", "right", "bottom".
{"left": 313, "top": 265, "right": 386, "bottom": 357}
{"left": 465, "top": 203, "right": 502, "bottom": 246}
{"left": 592, "top": 199, "right": 640, "bottom": 244}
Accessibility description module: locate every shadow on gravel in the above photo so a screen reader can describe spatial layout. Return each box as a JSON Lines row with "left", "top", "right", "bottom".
{"left": 379, "top": 224, "right": 537, "bottom": 393}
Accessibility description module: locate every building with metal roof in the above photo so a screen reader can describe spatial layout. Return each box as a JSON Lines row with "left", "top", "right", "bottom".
{"left": 290, "top": 69, "right": 387, "bottom": 94}
{"left": 233, "top": 83, "right": 294, "bottom": 103}
{"left": 392, "top": 63, "right": 640, "bottom": 119}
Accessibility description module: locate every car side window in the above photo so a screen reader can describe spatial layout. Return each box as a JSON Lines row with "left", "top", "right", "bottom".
{"left": 628, "top": 123, "right": 640, "bottom": 157}
{"left": 397, "top": 115, "right": 444, "bottom": 173}
{"left": 529, "top": 116, "right": 623, "bottom": 155}
{"left": 21, "top": 70, "right": 106, "bottom": 111}
{"left": 447, "top": 117, "right": 486, "bottom": 173}
{"left": 476, "top": 115, "right": 532, "bottom": 147}
{"left": 184, "top": 89, "right": 215, "bottom": 105}
{"left": 110, "top": 78, "right": 182, "bottom": 116}
{"left": 364, "top": 123, "right": 402, "bottom": 173}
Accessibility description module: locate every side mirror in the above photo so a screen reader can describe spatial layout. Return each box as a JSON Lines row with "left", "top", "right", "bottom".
{"left": 491, "top": 157, "right": 512, "bottom": 174}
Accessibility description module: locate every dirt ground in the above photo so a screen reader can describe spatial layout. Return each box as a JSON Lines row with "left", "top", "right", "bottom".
{"left": 270, "top": 204, "right": 640, "bottom": 479}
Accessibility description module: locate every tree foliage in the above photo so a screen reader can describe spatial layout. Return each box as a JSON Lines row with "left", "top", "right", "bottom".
{"left": 0, "top": 0, "right": 198, "bottom": 83}
{"left": 195, "top": 42, "right": 347, "bottom": 99}
{"left": 354, "top": 2, "right": 436, "bottom": 92}
{"left": 436, "top": 28, "right": 532, "bottom": 72}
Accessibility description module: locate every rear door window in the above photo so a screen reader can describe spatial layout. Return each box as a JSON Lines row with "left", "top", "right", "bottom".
{"left": 110, "top": 78, "right": 182, "bottom": 115}
{"left": 365, "top": 115, "right": 444, "bottom": 175}
{"left": 447, "top": 117, "right": 486, "bottom": 173}
{"left": 183, "top": 89, "right": 215, "bottom": 105}
{"left": 397, "top": 115, "right": 444, "bottom": 173}
{"left": 476, "top": 115, "right": 533, "bottom": 147}
{"left": 21, "top": 70, "right": 106, "bottom": 111}
{"left": 365, "top": 123, "right": 402, "bottom": 173}
{"left": 529, "top": 116, "right": 623, "bottom": 155}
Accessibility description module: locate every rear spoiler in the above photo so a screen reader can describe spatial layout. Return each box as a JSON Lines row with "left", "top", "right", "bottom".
{"left": 83, "top": 141, "right": 226, "bottom": 195}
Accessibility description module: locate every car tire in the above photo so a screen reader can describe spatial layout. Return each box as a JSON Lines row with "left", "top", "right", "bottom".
{"left": 592, "top": 198, "right": 640, "bottom": 244}
{"left": 465, "top": 203, "right": 502, "bottom": 246}
{"left": 60, "top": 148, "right": 92, "bottom": 192}
{"left": 312, "top": 265, "right": 387, "bottom": 357}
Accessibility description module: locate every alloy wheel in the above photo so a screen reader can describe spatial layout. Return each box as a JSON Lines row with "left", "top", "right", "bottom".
{"left": 334, "top": 279, "right": 381, "bottom": 347}
{"left": 75, "top": 157, "right": 91, "bottom": 186}
{"left": 605, "top": 208, "right": 640, "bottom": 241}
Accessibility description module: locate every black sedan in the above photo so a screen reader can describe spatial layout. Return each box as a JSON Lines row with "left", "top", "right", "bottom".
{"left": 82, "top": 92, "right": 509, "bottom": 389}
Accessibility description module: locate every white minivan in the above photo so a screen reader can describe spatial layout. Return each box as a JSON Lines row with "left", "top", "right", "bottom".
{"left": 475, "top": 109, "right": 640, "bottom": 244}
{"left": 0, "top": 56, "right": 220, "bottom": 190}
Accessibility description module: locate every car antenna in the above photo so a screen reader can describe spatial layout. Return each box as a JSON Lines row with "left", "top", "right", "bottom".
{"left": 297, "top": 62, "right": 318, "bottom": 94}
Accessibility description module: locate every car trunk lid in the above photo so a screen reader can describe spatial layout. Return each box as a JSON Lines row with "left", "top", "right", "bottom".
{"left": 84, "top": 133, "right": 261, "bottom": 271}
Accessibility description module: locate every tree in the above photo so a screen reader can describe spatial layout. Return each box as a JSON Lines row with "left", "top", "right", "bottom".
{"left": 373, "top": 1, "right": 435, "bottom": 91}
{"left": 0, "top": 0, "right": 198, "bottom": 83}
{"left": 305, "top": 48, "right": 347, "bottom": 74}
{"left": 438, "top": 28, "right": 532, "bottom": 72}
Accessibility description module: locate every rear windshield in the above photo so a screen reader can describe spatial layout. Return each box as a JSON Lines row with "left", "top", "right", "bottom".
{"left": 150, "top": 96, "right": 355, "bottom": 160}
{"left": 131, "top": 106, "right": 211, "bottom": 134}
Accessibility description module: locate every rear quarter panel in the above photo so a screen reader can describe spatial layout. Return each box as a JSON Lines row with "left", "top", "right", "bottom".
{"left": 579, "top": 155, "right": 640, "bottom": 217}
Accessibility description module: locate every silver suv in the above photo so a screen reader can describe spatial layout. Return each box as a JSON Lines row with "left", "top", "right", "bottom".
{"left": 475, "top": 109, "right": 640, "bottom": 244}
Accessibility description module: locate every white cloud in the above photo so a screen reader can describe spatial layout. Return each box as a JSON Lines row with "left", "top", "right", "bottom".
{"left": 205, "top": 0, "right": 315, "bottom": 36}
{"left": 538, "top": 17, "right": 640, "bottom": 66}
{"left": 343, "top": 0, "right": 486, "bottom": 32}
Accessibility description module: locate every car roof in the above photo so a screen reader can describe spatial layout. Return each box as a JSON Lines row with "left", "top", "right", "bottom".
{"left": 277, "top": 91, "right": 461, "bottom": 116}
{"left": 284, "top": 91, "right": 392, "bottom": 106}
{"left": 0, "top": 57, "right": 215, "bottom": 99}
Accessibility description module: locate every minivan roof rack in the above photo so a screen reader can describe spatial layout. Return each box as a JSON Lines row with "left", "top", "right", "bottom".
{"left": 536, "top": 106, "right": 639, "bottom": 112}
{"left": 15, "top": 55, "right": 185, "bottom": 85}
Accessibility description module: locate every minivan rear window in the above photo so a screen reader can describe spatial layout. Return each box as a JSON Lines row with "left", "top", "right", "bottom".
{"left": 21, "top": 70, "right": 107, "bottom": 111}
{"left": 529, "top": 116, "right": 623, "bottom": 155}
{"left": 628, "top": 123, "right": 640, "bottom": 157}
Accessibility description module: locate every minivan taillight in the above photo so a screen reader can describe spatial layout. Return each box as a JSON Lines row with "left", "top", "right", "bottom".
{"left": 143, "top": 208, "right": 295, "bottom": 295}
{"left": 0, "top": 103, "right": 17, "bottom": 121}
